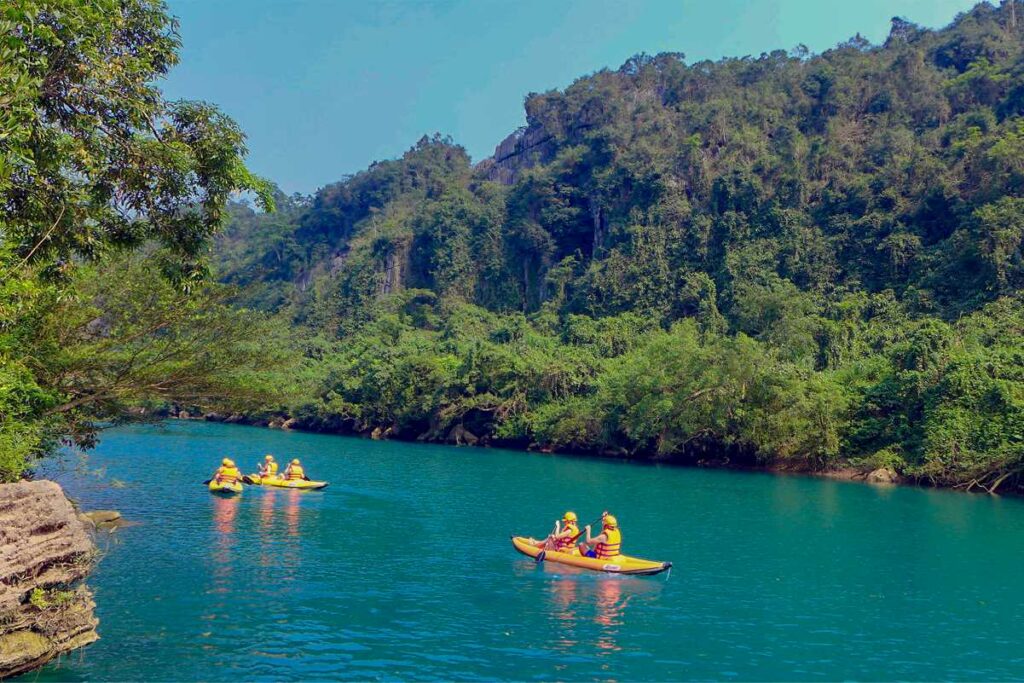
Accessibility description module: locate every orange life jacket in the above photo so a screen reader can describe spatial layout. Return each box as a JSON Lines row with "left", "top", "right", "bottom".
{"left": 217, "top": 466, "right": 240, "bottom": 484}
{"left": 555, "top": 523, "right": 579, "bottom": 551}
{"left": 595, "top": 527, "right": 621, "bottom": 558}
{"left": 286, "top": 465, "right": 304, "bottom": 481}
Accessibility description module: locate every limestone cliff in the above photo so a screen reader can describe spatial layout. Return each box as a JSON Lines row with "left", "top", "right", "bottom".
{"left": 0, "top": 481, "right": 98, "bottom": 679}
{"left": 483, "top": 126, "right": 558, "bottom": 185}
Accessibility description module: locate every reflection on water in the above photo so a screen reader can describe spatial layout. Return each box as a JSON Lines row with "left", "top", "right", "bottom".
{"left": 541, "top": 571, "right": 662, "bottom": 671}
{"left": 211, "top": 496, "right": 238, "bottom": 589}
{"left": 204, "top": 496, "right": 239, "bottom": 640}
{"left": 594, "top": 578, "right": 623, "bottom": 658}
{"left": 550, "top": 577, "right": 579, "bottom": 662}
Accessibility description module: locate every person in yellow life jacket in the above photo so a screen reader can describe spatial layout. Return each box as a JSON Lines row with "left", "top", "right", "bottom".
{"left": 580, "top": 513, "right": 621, "bottom": 559}
{"left": 533, "top": 511, "right": 580, "bottom": 552}
{"left": 283, "top": 458, "right": 305, "bottom": 481}
{"left": 213, "top": 458, "right": 241, "bottom": 484}
{"left": 259, "top": 454, "right": 279, "bottom": 479}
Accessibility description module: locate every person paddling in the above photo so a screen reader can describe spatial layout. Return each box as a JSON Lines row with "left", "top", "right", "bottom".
{"left": 283, "top": 458, "right": 306, "bottom": 481}
{"left": 532, "top": 511, "right": 580, "bottom": 553}
{"left": 579, "top": 513, "right": 622, "bottom": 559}
{"left": 212, "top": 458, "right": 241, "bottom": 485}
{"left": 259, "top": 454, "right": 279, "bottom": 479}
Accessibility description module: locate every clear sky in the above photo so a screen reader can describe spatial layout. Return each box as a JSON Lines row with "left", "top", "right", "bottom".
{"left": 163, "top": 0, "right": 981, "bottom": 195}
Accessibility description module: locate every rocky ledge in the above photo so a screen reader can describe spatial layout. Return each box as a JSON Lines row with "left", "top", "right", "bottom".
{"left": 0, "top": 481, "right": 99, "bottom": 679}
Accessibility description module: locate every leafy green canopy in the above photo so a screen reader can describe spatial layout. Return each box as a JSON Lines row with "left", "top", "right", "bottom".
{"left": 216, "top": 2, "right": 1024, "bottom": 491}
{"left": 0, "top": 0, "right": 277, "bottom": 481}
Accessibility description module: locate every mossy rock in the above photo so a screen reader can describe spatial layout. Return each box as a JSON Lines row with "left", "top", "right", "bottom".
{"left": 0, "top": 631, "right": 52, "bottom": 676}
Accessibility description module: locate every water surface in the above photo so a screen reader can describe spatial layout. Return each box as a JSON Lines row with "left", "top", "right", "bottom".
{"left": 33, "top": 421, "right": 1024, "bottom": 680}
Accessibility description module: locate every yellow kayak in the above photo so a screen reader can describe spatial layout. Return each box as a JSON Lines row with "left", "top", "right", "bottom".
{"left": 245, "top": 474, "right": 328, "bottom": 490}
{"left": 511, "top": 536, "right": 671, "bottom": 576}
{"left": 208, "top": 480, "right": 243, "bottom": 495}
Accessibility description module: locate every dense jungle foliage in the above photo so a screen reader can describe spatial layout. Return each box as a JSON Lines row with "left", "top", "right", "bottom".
{"left": 217, "top": 2, "right": 1024, "bottom": 491}
{"left": 0, "top": 0, "right": 278, "bottom": 481}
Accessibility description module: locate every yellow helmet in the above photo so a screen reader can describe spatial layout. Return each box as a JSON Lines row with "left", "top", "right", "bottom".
{"left": 563, "top": 511, "right": 577, "bottom": 522}
{"left": 265, "top": 454, "right": 275, "bottom": 461}
{"left": 603, "top": 514, "right": 618, "bottom": 529}
{"left": 291, "top": 459, "right": 300, "bottom": 465}
{"left": 221, "top": 458, "right": 230, "bottom": 466}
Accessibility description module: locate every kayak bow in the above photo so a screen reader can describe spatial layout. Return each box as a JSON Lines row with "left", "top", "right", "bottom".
{"left": 511, "top": 536, "right": 671, "bottom": 576}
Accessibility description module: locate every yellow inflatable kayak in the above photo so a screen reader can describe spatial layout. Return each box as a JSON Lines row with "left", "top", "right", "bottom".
{"left": 208, "top": 480, "right": 243, "bottom": 495}
{"left": 511, "top": 536, "right": 671, "bottom": 576}
{"left": 244, "top": 474, "right": 328, "bottom": 490}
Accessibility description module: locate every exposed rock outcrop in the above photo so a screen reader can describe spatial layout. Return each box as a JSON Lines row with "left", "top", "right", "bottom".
{"left": 485, "top": 126, "right": 558, "bottom": 185}
{"left": 0, "top": 481, "right": 99, "bottom": 678}
{"left": 866, "top": 467, "right": 900, "bottom": 484}
{"left": 447, "top": 424, "right": 479, "bottom": 446}
{"left": 78, "top": 510, "right": 128, "bottom": 531}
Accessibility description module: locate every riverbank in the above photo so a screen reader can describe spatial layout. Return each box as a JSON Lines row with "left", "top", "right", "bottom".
{"left": 161, "top": 409, "right": 946, "bottom": 496}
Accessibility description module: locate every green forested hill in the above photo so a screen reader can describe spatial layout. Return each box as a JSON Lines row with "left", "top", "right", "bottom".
{"left": 216, "top": 3, "right": 1024, "bottom": 491}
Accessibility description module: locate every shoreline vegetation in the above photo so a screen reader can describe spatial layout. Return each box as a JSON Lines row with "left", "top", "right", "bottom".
{"left": 161, "top": 410, "right": 905, "bottom": 493}
{"left": 203, "top": 3, "right": 1024, "bottom": 498}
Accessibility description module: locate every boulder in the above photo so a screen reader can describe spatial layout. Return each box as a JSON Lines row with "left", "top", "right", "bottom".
{"left": 866, "top": 467, "right": 899, "bottom": 484}
{"left": 177, "top": 411, "right": 191, "bottom": 420}
{"left": 370, "top": 427, "right": 383, "bottom": 440}
{"left": 0, "top": 481, "right": 99, "bottom": 678}
{"left": 268, "top": 418, "right": 285, "bottom": 429}
{"left": 204, "top": 412, "right": 225, "bottom": 422}
{"left": 448, "top": 424, "right": 479, "bottom": 446}
{"left": 282, "top": 418, "right": 297, "bottom": 430}
{"left": 78, "top": 510, "right": 125, "bottom": 530}
{"left": 224, "top": 413, "right": 244, "bottom": 424}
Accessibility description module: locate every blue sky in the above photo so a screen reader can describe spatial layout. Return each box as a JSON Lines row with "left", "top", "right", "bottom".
{"left": 163, "top": 0, "right": 980, "bottom": 194}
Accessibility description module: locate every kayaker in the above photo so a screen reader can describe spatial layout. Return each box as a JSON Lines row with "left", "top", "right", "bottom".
{"left": 533, "top": 511, "right": 580, "bottom": 552}
{"left": 283, "top": 458, "right": 306, "bottom": 481}
{"left": 259, "top": 454, "right": 279, "bottom": 479}
{"left": 580, "top": 513, "right": 621, "bottom": 559}
{"left": 212, "top": 458, "right": 241, "bottom": 485}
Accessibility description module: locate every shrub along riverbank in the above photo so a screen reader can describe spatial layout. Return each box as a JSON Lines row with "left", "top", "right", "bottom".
{"left": 169, "top": 289, "right": 1024, "bottom": 494}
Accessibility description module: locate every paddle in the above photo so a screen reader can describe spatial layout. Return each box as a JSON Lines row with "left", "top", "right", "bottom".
{"left": 536, "top": 513, "right": 605, "bottom": 564}
{"left": 568, "top": 514, "right": 605, "bottom": 545}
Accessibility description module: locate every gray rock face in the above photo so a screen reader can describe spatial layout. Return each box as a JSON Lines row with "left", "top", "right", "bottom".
{"left": 0, "top": 481, "right": 99, "bottom": 678}
{"left": 484, "top": 126, "right": 557, "bottom": 185}
{"left": 448, "top": 424, "right": 479, "bottom": 446}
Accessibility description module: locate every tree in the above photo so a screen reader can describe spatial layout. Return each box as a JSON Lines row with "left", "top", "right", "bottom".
{"left": 0, "top": 1, "right": 273, "bottom": 480}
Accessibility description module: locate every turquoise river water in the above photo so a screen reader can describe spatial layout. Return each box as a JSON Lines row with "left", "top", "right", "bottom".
{"left": 26, "top": 421, "right": 1024, "bottom": 681}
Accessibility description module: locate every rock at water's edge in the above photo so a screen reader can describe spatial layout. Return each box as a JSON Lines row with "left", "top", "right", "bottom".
{"left": 78, "top": 509, "right": 127, "bottom": 530}
{"left": 0, "top": 480, "right": 99, "bottom": 678}
{"left": 866, "top": 467, "right": 900, "bottom": 484}
{"left": 448, "top": 424, "right": 479, "bottom": 446}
